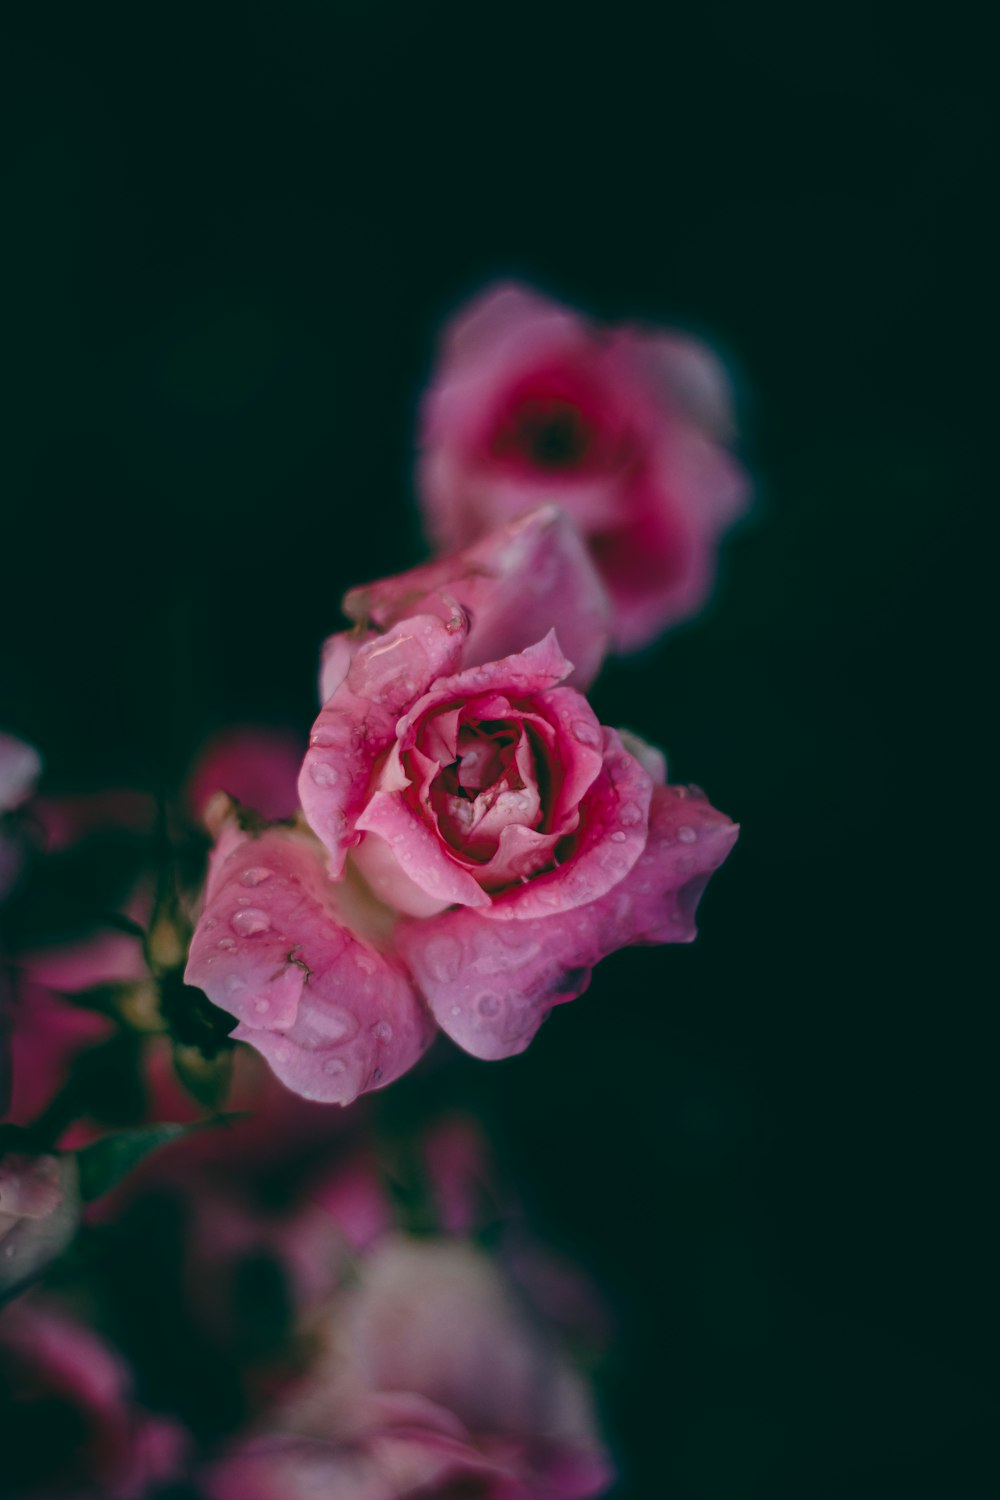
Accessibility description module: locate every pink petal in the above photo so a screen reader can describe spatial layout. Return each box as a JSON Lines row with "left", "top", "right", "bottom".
{"left": 185, "top": 822, "right": 434, "bottom": 1104}
{"left": 299, "top": 613, "right": 467, "bottom": 874}
{"left": 397, "top": 782, "right": 737, "bottom": 1060}
{"left": 185, "top": 726, "right": 306, "bottom": 824}
{"left": 485, "top": 728, "right": 653, "bottom": 922}
{"left": 343, "top": 506, "right": 610, "bottom": 691}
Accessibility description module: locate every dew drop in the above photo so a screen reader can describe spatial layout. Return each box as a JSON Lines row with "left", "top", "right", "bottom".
{"left": 231, "top": 907, "right": 271, "bottom": 937}
{"left": 478, "top": 992, "right": 501, "bottom": 1018}
{"left": 323, "top": 1057, "right": 346, "bottom": 1076}
{"left": 225, "top": 974, "right": 246, "bottom": 995}
{"left": 254, "top": 998, "right": 270, "bottom": 1014}
{"left": 610, "top": 830, "right": 627, "bottom": 843}
{"left": 619, "top": 800, "right": 643, "bottom": 827}
{"left": 309, "top": 762, "right": 338, "bottom": 787}
{"left": 572, "top": 719, "right": 601, "bottom": 747}
{"left": 217, "top": 937, "right": 236, "bottom": 950}
{"left": 371, "top": 1020, "right": 393, "bottom": 1042}
{"left": 240, "top": 866, "right": 273, "bottom": 887}
{"left": 677, "top": 825, "right": 698, "bottom": 844}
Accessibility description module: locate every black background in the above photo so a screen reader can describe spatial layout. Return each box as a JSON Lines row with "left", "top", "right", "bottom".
{"left": 1, "top": 3, "right": 996, "bottom": 1495}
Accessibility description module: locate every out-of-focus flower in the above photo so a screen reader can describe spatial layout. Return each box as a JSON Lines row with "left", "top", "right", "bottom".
{"left": 0, "top": 1298, "right": 186, "bottom": 1498}
{"left": 0, "top": 1152, "right": 81, "bottom": 1297}
{"left": 185, "top": 726, "right": 305, "bottom": 826}
{"left": 186, "top": 584, "right": 736, "bottom": 1099}
{"left": 204, "top": 1234, "right": 614, "bottom": 1500}
{"left": 1, "top": 730, "right": 42, "bottom": 900}
{"left": 419, "top": 281, "right": 749, "bottom": 651}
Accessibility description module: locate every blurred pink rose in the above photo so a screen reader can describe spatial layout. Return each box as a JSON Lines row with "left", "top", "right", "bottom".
{"left": 0, "top": 1299, "right": 185, "bottom": 1499}
{"left": 0, "top": 1152, "right": 81, "bottom": 1297}
{"left": 186, "top": 586, "right": 736, "bottom": 1097}
{"left": 419, "top": 281, "right": 749, "bottom": 651}
{"left": 204, "top": 1234, "right": 614, "bottom": 1500}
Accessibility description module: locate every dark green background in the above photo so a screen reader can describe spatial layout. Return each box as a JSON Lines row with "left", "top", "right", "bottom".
{"left": 1, "top": 3, "right": 995, "bottom": 1496}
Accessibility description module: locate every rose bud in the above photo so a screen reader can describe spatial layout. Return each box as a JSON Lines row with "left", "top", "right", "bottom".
{"left": 419, "top": 280, "right": 749, "bottom": 651}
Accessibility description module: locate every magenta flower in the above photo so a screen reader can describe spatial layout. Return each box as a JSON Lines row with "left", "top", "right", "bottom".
{"left": 419, "top": 281, "right": 749, "bottom": 651}
{"left": 185, "top": 524, "right": 736, "bottom": 1102}
{"left": 0, "top": 1300, "right": 185, "bottom": 1499}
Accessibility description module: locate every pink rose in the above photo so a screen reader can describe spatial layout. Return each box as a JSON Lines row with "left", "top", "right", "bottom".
{"left": 204, "top": 1234, "right": 614, "bottom": 1500}
{"left": 186, "top": 555, "right": 736, "bottom": 1100}
{"left": 419, "top": 281, "right": 749, "bottom": 651}
{"left": 0, "top": 1299, "right": 186, "bottom": 1499}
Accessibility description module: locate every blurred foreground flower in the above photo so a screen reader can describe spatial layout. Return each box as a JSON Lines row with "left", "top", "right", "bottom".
{"left": 0, "top": 1299, "right": 185, "bottom": 1498}
{"left": 205, "top": 1235, "right": 613, "bottom": 1500}
{"left": 419, "top": 281, "right": 748, "bottom": 651}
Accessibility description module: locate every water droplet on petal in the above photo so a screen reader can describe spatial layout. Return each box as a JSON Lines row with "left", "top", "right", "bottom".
{"left": 478, "top": 992, "right": 501, "bottom": 1018}
{"left": 323, "top": 1057, "right": 346, "bottom": 1076}
{"left": 231, "top": 907, "right": 271, "bottom": 936}
{"left": 310, "top": 762, "right": 338, "bottom": 787}
{"left": 217, "top": 937, "right": 236, "bottom": 950}
{"left": 619, "top": 800, "right": 643, "bottom": 827}
{"left": 677, "top": 825, "right": 697, "bottom": 844}
{"left": 225, "top": 974, "right": 246, "bottom": 995}
{"left": 254, "top": 998, "right": 269, "bottom": 1014}
{"left": 240, "top": 866, "right": 272, "bottom": 887}
{"left": 572, "top": 719, "right": 601, "bottom": 748}
{"left": 610, "top": 830, "right": 627, "bottom": 843}
{"left": 371, "top": 1020, "right": 393, "bottom": 1042}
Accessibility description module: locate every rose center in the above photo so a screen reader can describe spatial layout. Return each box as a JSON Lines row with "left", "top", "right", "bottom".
{"left": 428, "top": 719, "right": 544, "bottom": 863}
{"left": 493, "top": 397, "right": 592, "bottom": 470}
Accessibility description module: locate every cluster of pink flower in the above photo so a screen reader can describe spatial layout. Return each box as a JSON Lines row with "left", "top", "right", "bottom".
{"left": 1, "top": 282, "right": 747, "bottom": 1498}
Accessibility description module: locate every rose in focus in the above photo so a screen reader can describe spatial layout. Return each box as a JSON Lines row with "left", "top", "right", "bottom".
{"left": 419, "top": 281, "right": 749, "bottom": 650}
{"left": 186, "top": 516, "right": 737, "bottom": 1102}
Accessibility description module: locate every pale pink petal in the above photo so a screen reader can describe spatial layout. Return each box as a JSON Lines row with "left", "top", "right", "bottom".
{"left": 344, "top": 506, "right": 611, "bottom": 690}
{"left": 397, "top": 782, "right": 737, "bottom": 1060}
{"left": 0, "top": 1154, "right": 81, "bottom": 1296}
{"left": 354, "top": 794, "right": 490, "bottom": 912}
{"left": 0, "top": 731, "right": 41, "bottom": 812}
{"left": 299, "top": 613, "right": 468, "bottom": 873}
{"left": 344, "top": 1237, "right": 614, "bottom": 1498}
{"left": 185, "top": 822, "right": 434, "bottom": 1105}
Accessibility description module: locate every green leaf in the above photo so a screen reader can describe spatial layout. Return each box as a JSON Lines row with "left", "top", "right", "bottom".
{"left": 76, "top": 1123, "right": 193, "bottom": 1201}
{"left": 75, "top": 1113, "right": 251, "bottom": 1202}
